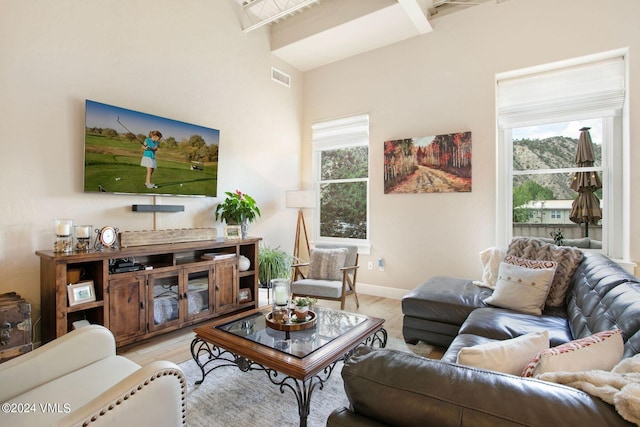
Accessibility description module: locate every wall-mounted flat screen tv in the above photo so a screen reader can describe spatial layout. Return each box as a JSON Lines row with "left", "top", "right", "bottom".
{"left": 84, "top": 100, "right": 219, "bottom": 197}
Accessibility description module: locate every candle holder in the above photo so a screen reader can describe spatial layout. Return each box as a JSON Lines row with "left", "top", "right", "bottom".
{"left": 53, "top": 219, "right": 73, "bottom": 253}
{"left": 271, "top": 278, "right": 291, "bottom": 321}
{"left": 75, "top": 225, "right": 92, "bottom": 252}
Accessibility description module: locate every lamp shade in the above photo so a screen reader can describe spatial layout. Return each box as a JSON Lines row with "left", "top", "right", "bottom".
{"left": 286, "top": 190, "right": 316, "bottom": 209}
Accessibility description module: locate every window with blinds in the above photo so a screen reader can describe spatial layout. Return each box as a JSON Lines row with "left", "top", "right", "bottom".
{"left": 496, "top": 50, "right": 628, "bottom": 259}
{"left": 312, "top": 114, "right": 370, "bottom": 243}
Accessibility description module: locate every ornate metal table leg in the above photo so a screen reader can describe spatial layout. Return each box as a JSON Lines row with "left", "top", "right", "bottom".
{"left": 264, "top": 361, "right": 339, "bottom": 427}
{"left": 343, "top": 327, "right": 388, "bottom": 361}
{"left": 190, "top": 337, "right": 239, "bottom": 385}
{"left": 369, "top": 327, "right": 388, "bottom": 348}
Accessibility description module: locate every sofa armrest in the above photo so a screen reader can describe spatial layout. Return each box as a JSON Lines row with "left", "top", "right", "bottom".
{"left": 54, "top": 360, "right": 186, "bottom": 427}
{"left": 0, "top": 325, "right": 116, "bottom": 402}
{"left": 341, "top": 347, "right": 631, "bottom": 427}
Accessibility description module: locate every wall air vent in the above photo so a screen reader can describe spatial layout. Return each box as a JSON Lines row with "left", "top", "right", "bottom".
{"left": 271, "top": 67, "right": 291, "bottom": 88}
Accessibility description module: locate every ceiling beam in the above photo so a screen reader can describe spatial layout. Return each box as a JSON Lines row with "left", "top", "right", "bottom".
{"left": 397, "top": 0, "right": 433, "bottom": 34}
{"left": 241, "top": 0, "right": 320, "bottom": 33}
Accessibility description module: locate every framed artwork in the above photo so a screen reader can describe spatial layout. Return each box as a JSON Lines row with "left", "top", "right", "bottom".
{"left": 224, "top": 225, "right": 241, "bottom": 240}
{"left": 68, "top": 280, "right": 96, "bottom": 306}
{"left": 384, "top": 131, "right": 472, "bottom": 193}
{"left": 238, "top": 288, "right": 252, "bottom": 304}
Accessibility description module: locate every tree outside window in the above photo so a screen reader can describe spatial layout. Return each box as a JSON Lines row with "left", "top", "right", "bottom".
{"left": 312, "top": 115, "right": 369, "bottom": 243}
{"left": 319, "top": 146, "right": 368, "bottom": 239}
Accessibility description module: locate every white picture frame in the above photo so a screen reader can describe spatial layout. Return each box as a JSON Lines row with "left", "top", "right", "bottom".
{"left": 224, "top": 225, "right": 241, "bottom": 240}
{"left": 238, "top": 288, "right": 252, "bottom": 304}
{"left": 68, "top": 280, "right": 96, "bottom": 306}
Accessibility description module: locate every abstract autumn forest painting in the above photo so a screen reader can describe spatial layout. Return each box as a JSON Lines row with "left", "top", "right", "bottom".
{"left": 384, "top": 131, "right": 472, "bottom": 194}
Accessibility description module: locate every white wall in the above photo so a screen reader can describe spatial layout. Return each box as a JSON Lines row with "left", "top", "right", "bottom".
{"left": 0, "top": 1, "right": 302, "bottom": 326}
{"left": 302, "top": 0, "right": 640, "bottom": 296}
{"left": 3, "top": 0, "right": 639, "bottom": 331}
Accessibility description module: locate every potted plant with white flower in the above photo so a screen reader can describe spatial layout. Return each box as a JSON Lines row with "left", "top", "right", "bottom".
{"left": 214, "top": 190, "right": 261, "bottom": 238}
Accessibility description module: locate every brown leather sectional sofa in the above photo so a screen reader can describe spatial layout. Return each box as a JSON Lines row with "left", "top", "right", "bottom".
{"left": 328, "top": 248, "right": 640, "bottom": 426}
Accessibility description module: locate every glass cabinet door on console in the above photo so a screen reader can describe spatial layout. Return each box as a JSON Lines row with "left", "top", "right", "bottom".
{"left": 148, "top": 271, "right": 182, "bottom": 332}
{"left": 183, "top": 264, "right": 213, "bottom": 321}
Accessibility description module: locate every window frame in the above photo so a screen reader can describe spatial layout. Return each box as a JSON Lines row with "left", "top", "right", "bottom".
{"left": 496, "top": 50, "right": 629, "bottom": 261}
{"left": 311, "top": 114, "right": 370, "bottom": 252}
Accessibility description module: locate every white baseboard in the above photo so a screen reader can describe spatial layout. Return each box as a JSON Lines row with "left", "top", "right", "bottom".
{"left": 357, "top": 283, "right": 408, "bottom": 300}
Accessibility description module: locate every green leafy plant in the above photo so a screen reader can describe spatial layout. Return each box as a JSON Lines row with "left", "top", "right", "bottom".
{"left": 214, "top": 190, "right": 261, "bottom": 224}
{"left": 550, "top": 228, "right": 564, "bottom": 246}
{"left": 258, "top": 245, "right": 292, "bottom": 286}
{"left": 294, "top": 296, "right": 318, "bottom": 307}
{"left": 294, "top": 297, "right": 310, "bottom": 307}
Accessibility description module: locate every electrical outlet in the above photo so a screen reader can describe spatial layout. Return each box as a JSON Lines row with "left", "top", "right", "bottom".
{"left": 367, "top": 261, "right": 373, "bottom": 270}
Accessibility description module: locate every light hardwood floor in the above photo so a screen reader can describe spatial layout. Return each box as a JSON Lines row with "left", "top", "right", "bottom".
{"left": 118, "top": 291, "right": 444, "bottom": 365}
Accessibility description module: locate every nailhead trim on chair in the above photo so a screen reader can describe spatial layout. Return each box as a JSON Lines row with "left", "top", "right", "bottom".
{"left": 80, "top": 368, "right": 187, "bottom": 426}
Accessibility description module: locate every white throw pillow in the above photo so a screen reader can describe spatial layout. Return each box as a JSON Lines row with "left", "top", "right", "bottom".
{"left": 307, "top": 248, "right": 347, "bottom": 281}
{"left": 521, "top": 329, "right": 624, "bottom": 378}
{"left": 507, "top": 237, "right": 584, "bottom": 307}
{"left": 473, "top": 246, "right": 506, "bottom": 289}
{"left": 457, "top": 331, "right": 549, "bottom": 375}
{"left": 484, "top": 261, "right": 557, "bottom": 315}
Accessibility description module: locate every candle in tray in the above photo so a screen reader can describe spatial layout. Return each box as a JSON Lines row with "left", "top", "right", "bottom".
{"left": 274, "top": 286, "right": 287, "bottom": 305}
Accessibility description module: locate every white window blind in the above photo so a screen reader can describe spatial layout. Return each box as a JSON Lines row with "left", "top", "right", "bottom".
{"left": 312, "top": 114, "right": 369, "bottom": 148}
{"left": 497, "top": 57, "right": 625, "bottom": 128}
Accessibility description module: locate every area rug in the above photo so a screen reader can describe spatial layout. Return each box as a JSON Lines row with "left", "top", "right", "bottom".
{"left": 182, "top": 337, "right": 433, "bottom": 426}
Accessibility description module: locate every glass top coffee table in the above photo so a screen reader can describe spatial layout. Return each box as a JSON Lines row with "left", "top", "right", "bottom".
{"left": 191, "top": 306, "right": 386, "bottom": 427}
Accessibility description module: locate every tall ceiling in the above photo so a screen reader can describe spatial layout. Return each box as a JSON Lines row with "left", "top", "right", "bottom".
{"left": 233, "top": 0, "right": 492, "bottom": 71}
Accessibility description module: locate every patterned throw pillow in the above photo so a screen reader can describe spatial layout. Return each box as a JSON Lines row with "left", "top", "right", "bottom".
{"left": 307, "top": 248, "right": 348, "bottom": 281}
{"left": 483, "top": 261, "right": 557, "bottom": 315}
{"left": 521, "top": 329, "right": 624, "bottom": 378}
{"left": 504, "top": 255, "right": 558, "bottom": 272}
{"left": 507, "top": 238, "right": 584, "bottom": 307}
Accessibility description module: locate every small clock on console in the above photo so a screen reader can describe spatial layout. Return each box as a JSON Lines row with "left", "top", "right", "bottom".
{"left": 95, "top": 226, "right": 120, "bottom": 251}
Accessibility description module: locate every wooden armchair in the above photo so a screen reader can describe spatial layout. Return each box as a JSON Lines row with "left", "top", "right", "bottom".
{"left": 291, "top": 243, "right": 360, "bottom": 310}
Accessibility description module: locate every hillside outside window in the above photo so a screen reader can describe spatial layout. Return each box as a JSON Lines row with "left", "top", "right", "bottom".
{"left": 496, "top": 51, "right": 628, "bottom": 260}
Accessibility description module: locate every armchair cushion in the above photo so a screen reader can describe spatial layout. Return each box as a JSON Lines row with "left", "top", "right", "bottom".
{"left": 307, "top": 248, "right": 348, "bottom": 281}
{"left": 291, "top": 278, "right": 350, "bottom": 299}
{"left": 315, "top": 243, "right": 358, "bottom": 267}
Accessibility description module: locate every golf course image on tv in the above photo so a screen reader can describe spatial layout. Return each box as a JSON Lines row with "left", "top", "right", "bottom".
{"left": 84, "top": 100, "right": 220, "bottom": 197}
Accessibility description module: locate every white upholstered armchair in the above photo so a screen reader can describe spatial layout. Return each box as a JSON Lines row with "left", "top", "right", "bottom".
{"left": 291, "top": 243, "right": 360, "bottom": 310}
{"left": 0, "top": 325, "right": 186, "bottom": 427}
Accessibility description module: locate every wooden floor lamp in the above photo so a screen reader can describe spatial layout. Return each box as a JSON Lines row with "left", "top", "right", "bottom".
{"left": 286, "top": 190, "right": 316, "bottom": 261}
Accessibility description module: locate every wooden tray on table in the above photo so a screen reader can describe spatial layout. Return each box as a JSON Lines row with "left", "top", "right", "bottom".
{"left": 265, "top": 310, "right": 317, "bottom": 332}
